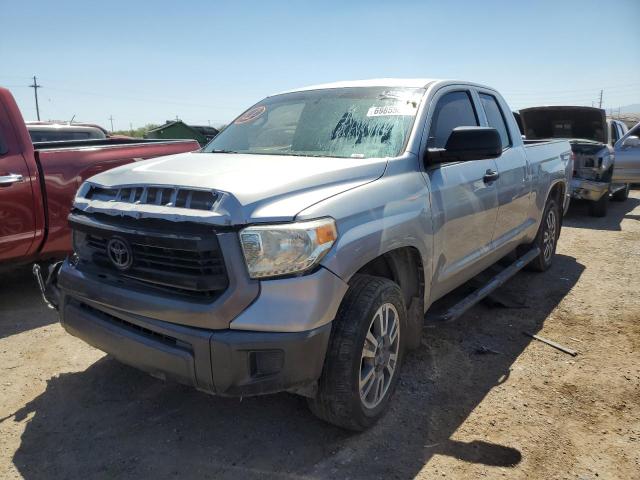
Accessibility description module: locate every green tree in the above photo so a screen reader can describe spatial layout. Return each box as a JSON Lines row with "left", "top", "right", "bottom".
{"left": 112, "top": 123, "right": 160, "bottom": 138}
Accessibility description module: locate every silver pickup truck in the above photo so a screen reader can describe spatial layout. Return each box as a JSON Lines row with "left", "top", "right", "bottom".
{"left": 519, "top": 106, "right": 640, "bottom": 216}
{"left": 45, "top": 79, "right": 571, "bottom": 430}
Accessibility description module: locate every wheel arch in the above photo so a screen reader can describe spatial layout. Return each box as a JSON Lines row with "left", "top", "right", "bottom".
{"left": 350, "top": 246, "right": 425, "bottom": 349}
{"left": 547, "top": 179, "right": 565, "bottom": 207}
{"left": 542, "top": 179, "right": 567, "bottom": 224}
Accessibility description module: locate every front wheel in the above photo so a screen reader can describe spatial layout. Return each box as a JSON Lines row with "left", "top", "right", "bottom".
{"left": 527, "top": 198, "right": 561, "bottom": 272}
{"left": 308, "top": 274, "right": 406, "bottom": 431}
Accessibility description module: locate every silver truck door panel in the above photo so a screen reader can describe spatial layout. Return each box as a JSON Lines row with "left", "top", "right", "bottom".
{"left": 613, "top": 125, "right": 640, "bottom": 184}
{"left": 427, "top": 159, "right": 499, "bottom": 300}
{"left": 492, "top": 148, "right": 530, "bottom": 247}
{"left": 474, "top": 90, "right": 530, "bottom": 248}
{"left": 421, "top": 87, "right": 501, "bottom": 300}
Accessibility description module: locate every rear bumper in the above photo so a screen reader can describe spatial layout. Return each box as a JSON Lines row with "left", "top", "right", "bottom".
{"left": 570, "top": 177, "right": 609, "bottom": 202}
{"left": 60, "top": 296, "right": 331, "bottom": 396}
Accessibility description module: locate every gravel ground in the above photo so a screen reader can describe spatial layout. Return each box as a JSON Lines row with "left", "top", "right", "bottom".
{"left": 1, "top": 191, "right": 639, "bottom": 480}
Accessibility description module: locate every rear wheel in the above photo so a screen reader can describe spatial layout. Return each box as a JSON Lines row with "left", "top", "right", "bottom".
{"left": 589, "top": 193, "right": 609, "bottom": 217}
{"left": 527, "top": 198, "right": 560, "bottom": 272}
{"left": 611, "top": 184, "right": 630, "bottom": 202}
{"left": 308, "top": 274, "right": 406, "bottom": 431}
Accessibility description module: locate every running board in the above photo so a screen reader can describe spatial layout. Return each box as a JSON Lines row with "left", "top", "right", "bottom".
{"left": 424, "top": 247, "right": 540, "bottom": 324}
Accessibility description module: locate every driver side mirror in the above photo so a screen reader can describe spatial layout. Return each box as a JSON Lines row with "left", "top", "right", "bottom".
{"left": 621, "top": 135, "right": 640, "bottom": 148}
{"left": 427, "top": 127, "right": 502, "bottom": 164}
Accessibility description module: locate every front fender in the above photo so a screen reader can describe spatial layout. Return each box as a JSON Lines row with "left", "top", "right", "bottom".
{"left": 296, "top": 159, "right": 433, "bottom": 303}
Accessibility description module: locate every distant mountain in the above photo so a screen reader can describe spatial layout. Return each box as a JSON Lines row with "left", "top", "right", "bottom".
{"left": 617, "top": 104, "right": 640, "bottom": 114}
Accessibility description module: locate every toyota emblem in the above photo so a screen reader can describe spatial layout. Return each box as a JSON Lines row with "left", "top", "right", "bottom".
{"left": 107, "top": 237, "right": 133, "bottom": 270}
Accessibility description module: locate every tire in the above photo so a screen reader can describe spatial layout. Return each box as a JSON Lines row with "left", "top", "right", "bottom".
{"left": 588, "top": 193, "right": 609, "bottom": 217}
{"left": 308, "top": 274, "right": 407, "bottom": 431}
{"left": 527, "top": 198, "right": 561, "bottom": 272}
{"left": 611, "top": 184, "right": 630, "bottom": 202}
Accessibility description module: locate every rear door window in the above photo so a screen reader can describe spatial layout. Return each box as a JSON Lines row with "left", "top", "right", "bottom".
{"left": 479, "top": 93, "right": 511, "bottom": 149}
{"left": 427, "top": 91, "right": 478, "bottom": 148}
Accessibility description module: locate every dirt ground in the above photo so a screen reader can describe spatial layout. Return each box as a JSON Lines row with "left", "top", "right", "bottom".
{"left": 1, "top": 192, "right": 639, "bottom": 480}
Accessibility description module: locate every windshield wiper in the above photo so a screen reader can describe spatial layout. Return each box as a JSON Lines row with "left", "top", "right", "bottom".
{"left": 207, "top": 149, "right": 239, "bottom": 153}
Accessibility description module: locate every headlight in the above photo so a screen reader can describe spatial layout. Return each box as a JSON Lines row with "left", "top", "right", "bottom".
{"left": 239, "top": 218, "right": 337, "bottom": 279}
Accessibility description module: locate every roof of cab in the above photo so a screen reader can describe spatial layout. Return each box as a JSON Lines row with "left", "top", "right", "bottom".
{"left": 277, "top": 78, "right": 441, "bottom": 95}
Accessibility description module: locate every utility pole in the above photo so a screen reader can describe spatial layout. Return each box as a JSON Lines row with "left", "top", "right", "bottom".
{"left": 598, "top": 89, "right": 603, "bottom": 109}
{"left": 29, "top": 75, "right": 42, "bottom": 121}
{"left": 109, "top": 115, "right": 114, "bottom": 132}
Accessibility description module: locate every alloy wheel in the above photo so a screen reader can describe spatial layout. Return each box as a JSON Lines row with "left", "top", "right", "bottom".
{"left": 542, "top": 208, "right": 557, "bottom": 263}
{"left": 359, "top": 302, "right": 400, "bottom": 409}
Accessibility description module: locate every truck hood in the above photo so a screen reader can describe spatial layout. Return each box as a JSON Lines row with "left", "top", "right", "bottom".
{"left": 519, "top": 106, "right": 607, "bottom": 144}
{"left": 76, "top": 151, "right": 387, "bottom": 225}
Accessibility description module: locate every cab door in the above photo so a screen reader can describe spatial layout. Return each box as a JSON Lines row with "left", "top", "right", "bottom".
{"left": 475, "top": 90, "right": 531, "bottom": 248}
{"left": 422, "top": 88, "right": 499, "bottom": 300}
{"left": 613, "top": 123, "right": 640, "bottom": 184}
{"left": 0, "top": 106, "right": 37, "bottom": 262}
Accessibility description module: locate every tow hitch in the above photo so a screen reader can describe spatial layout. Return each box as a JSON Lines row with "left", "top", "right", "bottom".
{"left": 33, "top": 261, "right": 63, "bottom": 310}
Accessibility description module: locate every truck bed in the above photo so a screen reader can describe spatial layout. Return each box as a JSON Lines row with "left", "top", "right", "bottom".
{"left": 32, "top": 137, "right": 195, "bottom": 150}
{"left": 34, "top": 138, "right": 201, "bottom": 259}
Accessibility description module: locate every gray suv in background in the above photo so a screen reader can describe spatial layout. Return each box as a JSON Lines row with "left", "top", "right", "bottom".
{"left": 49, "top": 79, "right": 571, "bottom": 429}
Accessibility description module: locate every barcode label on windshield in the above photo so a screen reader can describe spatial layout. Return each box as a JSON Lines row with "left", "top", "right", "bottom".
{"left": 366, "top": 105, "right": 416, "bottom": 117}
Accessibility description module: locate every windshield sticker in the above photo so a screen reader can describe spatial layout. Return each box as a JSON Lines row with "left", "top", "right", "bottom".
{"left": 366, "top": 104, "right": 416, "bottom": 117}
{"left": 235, "top": 105, "right": 266, "bottom": 124}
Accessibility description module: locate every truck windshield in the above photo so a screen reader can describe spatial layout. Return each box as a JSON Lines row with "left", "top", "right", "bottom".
{"left": 204, "top": 87, "right": 424, "bottom": 159}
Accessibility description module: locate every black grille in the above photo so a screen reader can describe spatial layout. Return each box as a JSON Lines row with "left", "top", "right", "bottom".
{"left": 71, "top": 213, "right": 228, "bottom": 299}
{"left": 85, "top": 185, "right": 218, "bottom": 211}
{"left": 77, "top": 301, "right": 181, "bottom": 348}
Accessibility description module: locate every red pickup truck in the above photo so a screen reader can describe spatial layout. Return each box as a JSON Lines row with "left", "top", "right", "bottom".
{"left": 0, "top": 87, "right": 200, "bottom": 269}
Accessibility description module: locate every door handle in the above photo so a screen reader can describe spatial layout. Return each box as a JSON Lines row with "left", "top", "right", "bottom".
{"left": 483, "top": 169, "right": 500, "bottom": 183}
{"left": 0, "top": 173, "right": 24, "bottom": 186}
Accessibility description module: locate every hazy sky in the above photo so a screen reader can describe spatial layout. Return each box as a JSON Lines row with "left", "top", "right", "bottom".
{"left": 1, "top": 0, "right": 639, "bottom": 129}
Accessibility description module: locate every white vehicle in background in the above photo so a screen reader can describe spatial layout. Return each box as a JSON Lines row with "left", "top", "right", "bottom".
{"left": 519, "top": 106, "right": 639, "bottom": 217}
{"left": 26, "top": 122, "right": 108, "bottom": 142}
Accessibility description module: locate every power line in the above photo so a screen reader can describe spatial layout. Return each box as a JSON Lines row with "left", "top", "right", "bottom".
{"left": 504, "top": 87, "right": 640, "bottom": 100}
{"left": 28, "top": 75, "right": 42, "bottom": 121}
{"left": 501, "top": 81, "right": 640, "bottom": 96}
{"left": 43, "top": 85, "right": 240, "bottom": 111}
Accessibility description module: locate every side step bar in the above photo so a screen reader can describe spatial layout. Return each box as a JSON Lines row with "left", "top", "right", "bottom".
{"left": 425, "top": 247, "right": 540, "bottom": 324}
